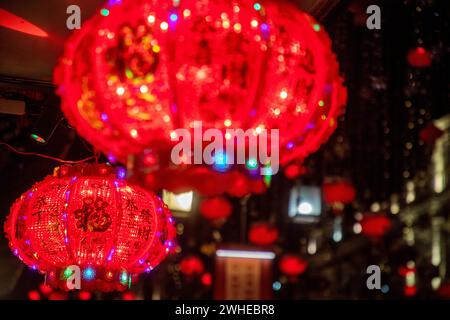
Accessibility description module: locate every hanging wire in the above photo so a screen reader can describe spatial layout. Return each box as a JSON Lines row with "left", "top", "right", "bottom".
{"left": 0, "top": 142, "right": 95, "bottom": 164}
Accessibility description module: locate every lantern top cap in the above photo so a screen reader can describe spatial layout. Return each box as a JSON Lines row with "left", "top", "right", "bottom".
{"left": 53, "top": 163, "right": 121, "bottom": 178}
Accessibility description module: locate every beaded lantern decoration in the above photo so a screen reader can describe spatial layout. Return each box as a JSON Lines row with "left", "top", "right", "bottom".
{"left": 4, "top": 164, "right": 176, "bottom": 292}
{"left": 54, "top": 0, "right": 346, "bottom": 193}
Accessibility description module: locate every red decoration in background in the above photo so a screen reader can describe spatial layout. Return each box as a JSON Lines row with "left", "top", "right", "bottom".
{"left": 360, "top": 214, "right": 392, "bottom": 239}
{"left": 122, "top": 292, "right": 137, "bottom": 300}
{"left": 248, "top": 223, "right": 279, "bottom": 246}
{"left": 78, "top": 291, "right": 92, "bottom": 300}
{"left": 199, "top": 197, "right": 233, "bottom": 221}
{"left": 323, "top": 181, "right": 356, "bottom": 204}
{"left": 438, "top": 283, "right": 450, "bottom": 299}
{"left": 419, "top": 123, "right": 444, "bottom": 145}
{"left": 284, "top": 163, "right": 306, "bottom": 180}
{"left": 28, "top": 290, "right": 41, "bottom": 300}
{"left": 407, "top": 47, "right": 432, "bottom": 68}
{"left": 201, "top": 272, "right": 213, "bottom": 286}
{"left": 4, "top": 164, "right": 176, "bottom": 292}
{"left": 279, "top": 255, "right": 308, "bottom": 277}
{"left": 180, "top": 256, "right": 205, "bottom": 276}
{"left": 54, "top": 0, "right": 346, "bottom": 191}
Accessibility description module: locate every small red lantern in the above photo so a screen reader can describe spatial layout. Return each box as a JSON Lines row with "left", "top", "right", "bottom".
{"left": 227, "top": 172, "right": 251, "bottom": 198}
{"left": 28, "top": 290, "right": 41, "bottom": 300}
{"left": 199, "top": 197, "right": 233, "bottom": 221}
{"left": 323, "top": 180, "right": 356, "bottom": 205}
{"left": 248, "top": 223, "right": 279, "bottom": 246}
{"left": 407, "top": 47, "right": 432, "bottom": 68}
{"left": 201, "top": 272, "right": 213, "bottom": 286}
{"left": 437, "top": 283, "right": 450, "bottom": 299}
{"left": 360, "top": 214, "right": 391, "bottom": 239}
{"left": 78, "top": 291, "right": 92, "bottom": 300}
{"left": 180, "top": 256, "right": 205, "bottom": 276}
{"left": 4, "top": 164, "right": 176, "bottom": 292}
{"left": 284, "top": 163, "right": 306, "bottom": 180}
{"left": 122, "top": 292, "right": 137, "bottom": 300}
{"left": 279, "top": 255, "right": 308, "bottom": 277}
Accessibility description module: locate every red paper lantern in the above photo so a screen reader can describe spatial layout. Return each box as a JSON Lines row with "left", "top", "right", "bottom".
{"left": 78, "top": 291, "right": 92, "bottom": 300}
{"left": 407, "top": 47, "right": 432, "bottom": 68}
{"left": 4, "top": 164, "right": 176, "bottom": 292}
{"left": 360, "top": 214, "right": 391, "bottom": 239}
{"left": 279, "top": 255, "right": 308, "bottom": 277}
{"left": 323, "top": 181, "right": 356, "bottom": 205}
{"left": 54, "top": 0, "right": 346, "bottom": 187}
{"left": 248, "top": 223, "right": 279, "bottom": 246}
{"left": 180, "top": 256, "right": 205, "bottom": 276}
{"left": 199, "top": 197, "right": 233, "bottom": 221}
{"left": 122, "top": 291, "right": 137, "bottom": 300}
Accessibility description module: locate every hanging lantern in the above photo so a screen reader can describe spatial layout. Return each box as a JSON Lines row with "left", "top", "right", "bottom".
{"left": 4, "top": 164, "right": 176, "bottom": 292}
{"left": 360, "top": 214, "right": 391, "bottom": 239}
{"left": 323, "top": 180, "right": 356, "bottom": 205}
{"left": 54, "top": 0, "right": 347, "bottom": 193}
{"left": 279, "top": 254, "right": 308, "bottom": 277}
{"left": 179, "top": 255, "right": 205, "bottom": 276}
{"left": 199, "top": 197, "right": 233, "bottom": 221}
{"left": 407, "top": 47, "right": 432, "bottom": 68}
{"left": 248, "top": 222, "right": 279, "bottom": 246}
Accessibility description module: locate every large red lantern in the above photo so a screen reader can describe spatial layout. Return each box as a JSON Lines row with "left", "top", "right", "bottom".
{"left": 54, "top": 0, "right": 347, "bottom": 192}
{"left": 4, "top": 164, "right": 176, "bottom": 292}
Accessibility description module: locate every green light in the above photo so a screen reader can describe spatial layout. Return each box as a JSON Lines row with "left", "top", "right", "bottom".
{"left": 246, "top": 158, "right": 258, "bottom": 170}
{"left": 63, "top": 267, "right": 73, "bottom": 280}
{"left": 313, "top": 24, "right": 321, "bottom": 32}
{"left": 30, "top": 134, "right": 46, "bottom": 144}
{"left": 100, "top": 8, "right": 110, "bottom": 16}
{"left": 254, "top": 3, "right": 261, "bottom": 11}
{"left": 318, "top": 100, "right": 325, "bottom": 107}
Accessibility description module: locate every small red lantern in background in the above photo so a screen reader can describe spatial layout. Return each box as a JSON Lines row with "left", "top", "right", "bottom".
{"left": 199, "top": 197, "right": 233, "bottom": 222}
{"left": 419, "top": 123, "right": 444, "bottom": 145}
{"left": 180, "top": 256, "right": 205, "bottom": 276}
{"left": 279, "top": 255, "right": 308, "bottom": 277}
{"left": 437, "top": 283, "right": 450, "bottom": 299}
{"left": 323, "top": 180, "right": 356, "bottom": 205}
{"left": 4, "top": 164, "right": 176, "bottom": 292}
{"left": 122, "top": 292, "right": 137, "bottom": 300}
{"left": 55, "top": 0, "right": 347, "bottom": 193}
{"left": 360, "top": 214, "right": 392, "bottom": 239}
{"left": 78, "top": 291, "right": 92, "bottom": 300}
{"left": 407, "top": 47, "right": 432, "bottom": 68}
{"left": 248, "top": 223, "right": 279, "bottom": 246}
{"left": 284, "top": 163, "right": 306, "bottom": 180}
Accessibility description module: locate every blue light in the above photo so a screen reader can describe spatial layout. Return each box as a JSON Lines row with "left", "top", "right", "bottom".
{"left": 83, "top": 267, "right": 96, "bottom": 281}
{"left": 169, "top": 13, "right": 178, "bottom": 22}
{"left": 272, "top": 281, "right": 282, "bottom": 291}
{"left": 120, "top": 271, "right": 128, "bottom": 284}
{"left": 213, "top": 151, "right": 230, "bottom": 172}
{"left": 254, "top": 3, "right": 261, "bottom": 10}
{"left": 381, "top": 284, "right": 390, "bottom": 294}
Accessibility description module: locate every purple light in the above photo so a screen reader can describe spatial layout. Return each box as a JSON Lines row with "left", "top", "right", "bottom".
{"left": 101, "top": 113, "right": 109, "bottom": 121}
{"left": 117, "top": 167, "right": 126, "bottom": 179}
{"left": 107, "top": 153, "right": 117, "bottom": 164}
{"left": 286, "top": 142, "right": 294, "bottom": 150}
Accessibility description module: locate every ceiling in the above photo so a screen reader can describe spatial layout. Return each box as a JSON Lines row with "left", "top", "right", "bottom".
{"left": 0, "top": 0, "right": 339, "bottom": 83}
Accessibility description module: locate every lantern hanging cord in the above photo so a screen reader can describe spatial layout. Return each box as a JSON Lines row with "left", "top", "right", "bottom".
{"left": 0, "top": 142, "right": 96, "bottom": 164}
